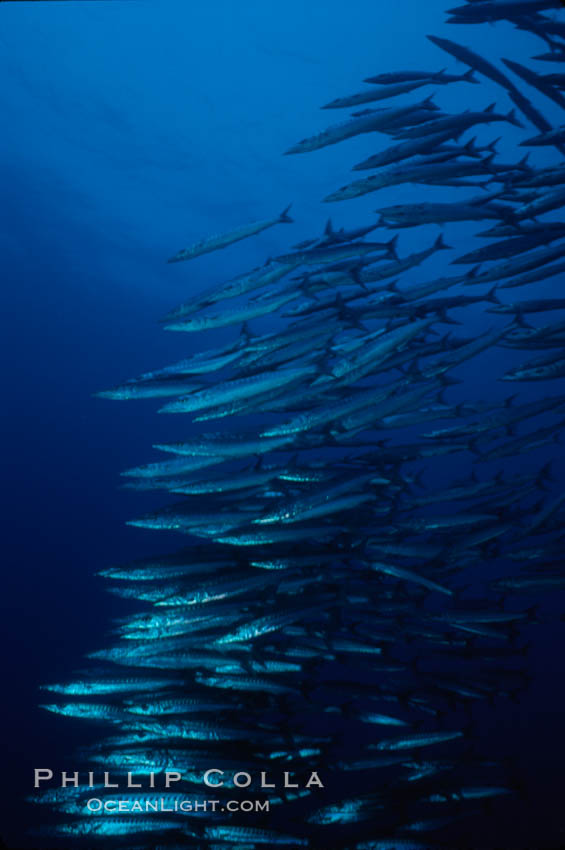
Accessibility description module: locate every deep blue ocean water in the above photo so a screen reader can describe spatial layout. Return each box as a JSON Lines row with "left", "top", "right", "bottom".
{"left": 1, "top": 1, "right": 565, "bottom": 847}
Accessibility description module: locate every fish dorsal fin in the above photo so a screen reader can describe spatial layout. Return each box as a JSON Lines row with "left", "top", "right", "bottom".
{"left": 485, "top": 102, "right": 496, "bottom": 113}
{"left": 487, "top": 285, "right": 500, "bottom": 304}
{"left": 435, "top": 233, "right": 452, "bottom": 250}
{"left": 511, "top": 312, "right": 532, "bottom": 329}
{"left": 388, "top": 233, "right": 400, "bottom": 259}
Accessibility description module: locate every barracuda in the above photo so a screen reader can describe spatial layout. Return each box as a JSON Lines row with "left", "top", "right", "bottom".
{"left": 376, "top": 731, "right": 464, "bottom": 751}
{"left": 284, "top": 97, "right": 437, "bottom": 154}
{"left": 167, "top": 206, "right": 293, "bottom": 263}
{"left": 159, "top": 366, "right": 316, "bottom": 414}
{"left": 164, "top": 287, "right": 299, "bottom": 332}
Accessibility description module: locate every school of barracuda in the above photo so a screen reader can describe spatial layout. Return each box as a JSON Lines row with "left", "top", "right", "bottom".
{"left": 34, "top": 0, "right": 565, "bottom": 847}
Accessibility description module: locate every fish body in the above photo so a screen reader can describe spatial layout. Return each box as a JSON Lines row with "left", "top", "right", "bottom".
{"left": 378, "top": 200, "right": 511, "bottom": 227}
{"left": 47, "top": 819, "right": 183, "bottom": 837}
{"left": 276, "top": 238, "right": 398, "bottom": 265}
{"left": 364, "top": 69, "right": 457, "bottom": 84}
{"left": 376, "top": 731, "right": 464, "bottom": 751}
{"left": 254, "top": 473, "right": 375, "bottom": 525}
{"left": 164, "top": 288, "right": 299, "bottom": 332}
{"left": 360, "top": 235, "right": 450, "bottom": 285}
{"left": 167, "top": 206, "right": 293, "bottom": 263}
{"left": 154, "top": 433, "right": 294, "bottom": 459}
{"left": 502, "top": 352, "right": 565, "bottom": 381}
{"left": 332, "top": 318, "right": 434, "bottom": 382}
{"left": 448, "top": 0, "right": 562, "bottom": 23}
{"left": 428, "top": 395, "right": 564, "bottom": 439}
{"left": 40, "top": 677, "right": 177, "bottom": 696}
{"left": 353, "top": 129, "right": 457, "bottom": 170}
{"left": 454, "top": 227, "right": 565, "bottom": 265}
{"left": 515, "top": 187, "right": 565, "bottom": 220}
{"left": 159, "top": 366, "right": 316, "bottom": 414}
{"left": 262, "top": 383, "right": 397, "bottom": 437}
{"left": 488, "top": 298, "right": 565, "bottom": 315}
{"left": 370, "top": 562, "right": 452, "bottom": 596}
{"left": 503, "top": 58, "right": 565, "bottom": 111}
{"left": 325, "top": 155, "right": 500, "bottom": 202}
{"left": 285, "top": 98, "right": 438, "bottom": 154}
{"left": 322, "top": 79, "right": 430, "bottom": 109}
{"left": 420, "top": 325, "right": 508, "bottom": 378}
{"left": 393, "top": 104, "right": 521, "bottom": 140}
{"left": 168, "top": 466, "right": 280, "bottom": 496}
{"left": 163, "top": 261, "right": 300, "bottom": 323}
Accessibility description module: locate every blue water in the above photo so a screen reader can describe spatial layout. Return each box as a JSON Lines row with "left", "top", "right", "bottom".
{"left": 1, "top": 1, "right": 565, "bottom": 847}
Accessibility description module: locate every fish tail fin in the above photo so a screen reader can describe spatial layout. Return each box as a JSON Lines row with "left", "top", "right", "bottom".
{"left": 387, "top": 233, "right": 400, "bottom": 260}
{"left": 463, "top": 68, "right": 478, "bottom": 84}
{"left": 279, "top": 204, "right": 294, "bottom": 223}
{"left": 484, "top": 151, "right": 497, "bottom": 171}
{"left": 464, "top": 136, "right": 479, "bottom": 157}
{"left": 434, "top": 233, "right": 452, "bottom": 250}
{"left": 507, "top": 108, "right": 524, "bottom": 129}
{"left": 497, "top": 204, "right": 518, "bottom": 225}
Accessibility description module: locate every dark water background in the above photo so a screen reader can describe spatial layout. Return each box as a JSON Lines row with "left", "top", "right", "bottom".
{"left": 0, "top": 1, "right": 564, "bottom": 847}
